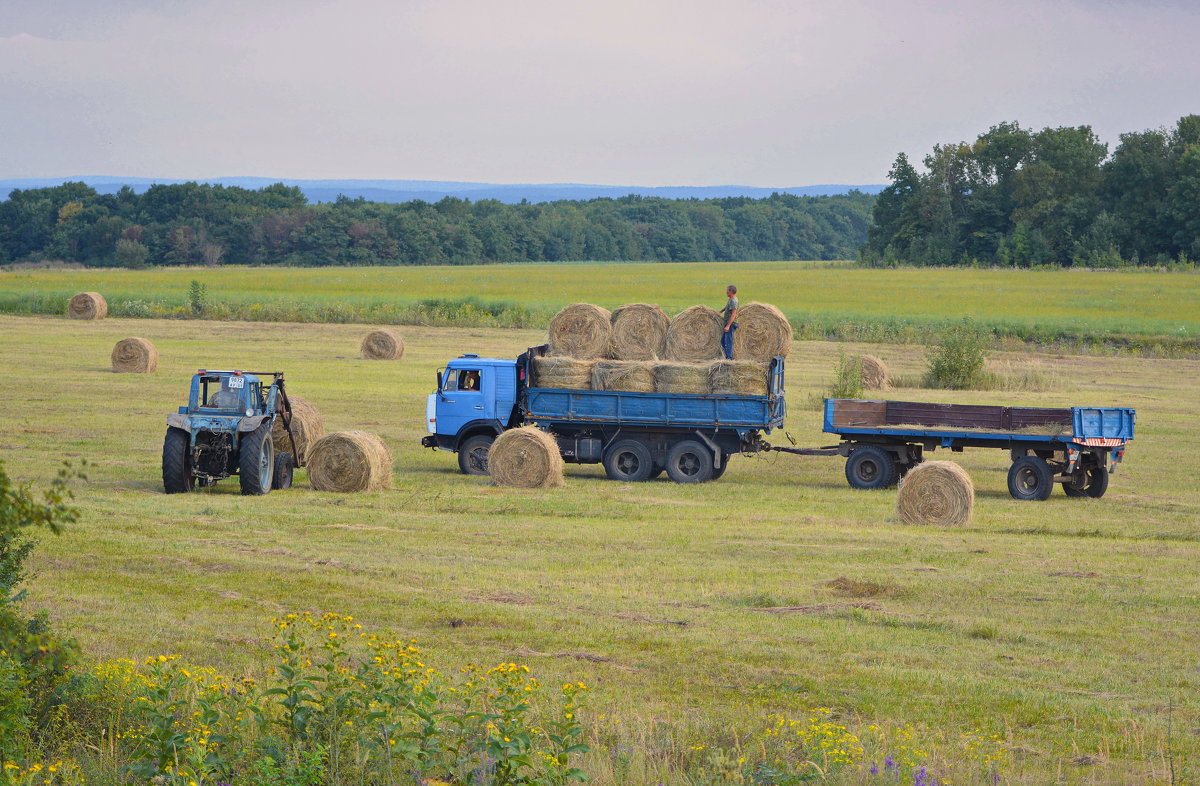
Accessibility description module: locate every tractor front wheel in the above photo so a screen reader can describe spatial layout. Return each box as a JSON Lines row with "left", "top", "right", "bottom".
{"left": 162, "top": 427, "right": 194, "bottom": 494}
{"left": 239, "top": 425, "right": 275, "bottom": 496}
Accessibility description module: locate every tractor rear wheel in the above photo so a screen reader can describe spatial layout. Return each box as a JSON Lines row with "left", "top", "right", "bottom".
{"left": 239, "top": 424, "right": 274, "bottom": 496}
{"left": 272, "top": 452, "right": 295, "bottom": 490}
{"left": 162, "top": 427, "right": 194, "bottom": 494}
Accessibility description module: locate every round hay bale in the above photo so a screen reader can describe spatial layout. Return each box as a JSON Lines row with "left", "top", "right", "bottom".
{"left": 110, "top": 337, "right": 157, "bottom": 373}
{"left": 708, "top": 360, "right": 768, "bottom": 396}
{"left": 896, "top": 461, "right": 974, "bottom": 526}
{"left": 653, "top": 362, "right": 709, "bottom": 394}
{"left": 547, "top": 303, "right": 612, "bottom": 359}
{"left": 732, "top": 302, "right": 793, "bottom": 361}
{"left": 609, "top": 303, "right": 669, "bottom": 360}
{"left": 271, "top": 395, "right": 326, "bottom": 464}
{"left": 488, "top": 426, "right": 564, "bottom": 488}
{"left": 307, "top": 430, "right": 392, "bottom": 493}
{"left": 591, "top": 360, "right": 655, "bottom": 392}
{"left": 664, "top": 305, "right": 724, "bottom": 362}
{"left": 860, "top": 354, "right": 890, "bottom": 390}
{"left": 68, "top": 292, "right": 108, "bottom": 320}
{"left": 360, "top": 328, "right": 405, "bottom": 360}
{"left": 533, "top": 356, "right": 594, "bottom": 389}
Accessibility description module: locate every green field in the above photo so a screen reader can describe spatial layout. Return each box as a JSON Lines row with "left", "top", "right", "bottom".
{"left": 3, "top": 262, "right": 1199, "bottom": 353}
{"left": 1, "top": 312, "right": 1197, "bottom": 783}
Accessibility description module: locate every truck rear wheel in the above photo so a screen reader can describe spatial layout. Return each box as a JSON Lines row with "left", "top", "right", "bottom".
{"left": 162, "top": 427, "right": 194, "bottom": 494}
{"left": 239, "top": 424, "right": 274, "bottom": 496}
{"left": 1063, "top": 465, "right": 1108, "bottom": 498}
{"left": 1008, "top": 456, "right": 1053, "bottom": 501}
{"left": 845, "top": 445, "right": 898, "bottom": 490}
{"left": 603, "top": 439, "right": 654, "bottom": 482}
{"left": 665, "top": 440, "right": 714, "bottom": 483}
{"left": 458, "top": 435, "right": 494, "bottom": 476}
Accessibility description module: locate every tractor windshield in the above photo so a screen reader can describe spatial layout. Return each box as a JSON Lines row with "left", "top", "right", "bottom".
{"left": 200, "top": 377, "right": 245, "bottom": 410}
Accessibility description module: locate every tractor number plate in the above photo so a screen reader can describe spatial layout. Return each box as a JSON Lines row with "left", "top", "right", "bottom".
{"left": 227, "top": 377, "right": 245, "bottom": 389}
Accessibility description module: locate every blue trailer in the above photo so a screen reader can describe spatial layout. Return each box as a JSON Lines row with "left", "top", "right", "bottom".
{"left": 820, "top": 398, "right": 1135, "bottom": 500}
{"left": 421, "top": 345, "right": 785, "bottom": 483}
{"left": 420, "top": 346, "right": 1136, "bottom": 498}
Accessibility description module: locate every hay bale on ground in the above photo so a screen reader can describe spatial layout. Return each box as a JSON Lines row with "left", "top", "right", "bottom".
{"left": 664, "top": 305, "right": 724, "bottom": 362}
{"left": 488, "top": 426, "right": 564, "bottom": 488}
{"left": 709, "top": 360, "right": 769, "bottom": 395}
{"left": 361, "top": 329, "right": 405, "bottom": 360}
{"left": 533, "top": 356, "right": 594, "bottom": 389}
{"left": 896, "top": 461, "right": 974, "bottom": 526}
{"left": 110, "top": 337, "right": 157, "bottom": 373}
{"left": 654, "top": 362, "right": 709, "bottom": 394}
{"left": 307, "top": 430, "right": 392, "bottom": 492}
{"left": 271, "top": 395, "right": 325, "bottom": 464}
{"left": 609, "top": 303, "right": 669, "bottom": 360}
{"left": 860, "top": 354, "right": 889, "bottom": 390}
{"left": 591, "top": 360, "right": 655, "bottom": 392}
{"left": 732, "top": 302, "right": 793, "bottom": 361}
{"left": 548, "top": 303, "right": 613, "bottom": 359}
{"left": 68, "top": 292, "right": 107, "bottom": 320}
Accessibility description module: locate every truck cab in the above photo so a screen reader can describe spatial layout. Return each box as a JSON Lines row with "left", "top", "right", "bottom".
{"left": 421, "top": 354, "right": 521, "bottom": 474}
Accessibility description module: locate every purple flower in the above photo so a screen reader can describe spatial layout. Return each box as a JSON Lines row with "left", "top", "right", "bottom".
{"left": 870, "top": 761, "right": 880, "bottom": 776}
{"left": 884, "top": 756, "right": 897, "bottom": 770}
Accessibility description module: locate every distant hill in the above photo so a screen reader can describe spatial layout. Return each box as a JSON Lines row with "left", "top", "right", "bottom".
{"left": 0, "top": 176, "right": 885, "bottom": 205}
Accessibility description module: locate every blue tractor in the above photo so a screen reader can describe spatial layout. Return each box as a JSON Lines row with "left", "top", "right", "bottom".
{"left": 162, "top": 370, "right": 300, "bottom": 495}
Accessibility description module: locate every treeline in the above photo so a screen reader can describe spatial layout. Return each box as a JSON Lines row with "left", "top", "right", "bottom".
{"left": 0, "top": 181, "right": 873, "bottom": 267}
{"left": 863, "top": 115, "right": 1200, "bottom": 267}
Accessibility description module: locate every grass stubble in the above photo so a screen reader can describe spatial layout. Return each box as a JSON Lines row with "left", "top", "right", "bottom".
{"left": 0, "top": 313, "right": 1197, "bottom": 783}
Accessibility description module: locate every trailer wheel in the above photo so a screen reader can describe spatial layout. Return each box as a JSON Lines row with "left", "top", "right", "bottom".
{"left": 458, "top": 435, "right": 493, "bottom": 476}
{"left": 239, "top": 424, "right": 274, "bottom": 496}
{"left": 1063, "top": 465, "right": 1108, "bottom": 498}
{"left": 603, "top": 439, "right": 654, "bottom": 482}
{"left": 710, "top": 460, "right": 728, "bottom": 481}
{"left": 162, "top": 427, "right": 194, "bottom": 494}
{"left": 665, "top": 440, "right": 714, "bottom": 483}
{"left": 845, "top": 445, "right": 898, "bottom": 490}
{"left": 1008, "top": 456, "right": 1054, "bottom": 501}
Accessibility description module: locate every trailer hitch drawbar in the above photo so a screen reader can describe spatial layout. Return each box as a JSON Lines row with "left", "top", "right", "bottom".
{"left": 761, "top": 444, "right": 841, "bottom": 457}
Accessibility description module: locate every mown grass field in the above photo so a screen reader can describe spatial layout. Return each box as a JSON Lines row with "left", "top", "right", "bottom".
{"left": 2, "top": 262, "right": 1199, "bottom": 353}
{"left": 1, "top": 312, "right": 1197, "bottom": 783}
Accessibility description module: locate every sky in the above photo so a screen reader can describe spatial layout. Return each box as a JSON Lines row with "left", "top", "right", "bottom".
{"left": 1, "top": 0, "right": 1198, "bottom": 187}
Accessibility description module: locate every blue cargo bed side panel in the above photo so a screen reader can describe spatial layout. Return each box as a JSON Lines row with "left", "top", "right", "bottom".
{"left": 526, "top": 389, "right": 780, "bottom": 429}
{"left": 1074, "top": 408, "right": 1135, "bottom": 441}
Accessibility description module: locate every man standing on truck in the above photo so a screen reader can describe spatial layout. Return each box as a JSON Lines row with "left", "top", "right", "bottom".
{"left": 721, "top": 285, "right": 739, "bottom": 359}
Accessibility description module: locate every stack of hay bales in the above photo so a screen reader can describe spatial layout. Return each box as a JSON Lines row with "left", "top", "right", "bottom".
{"left": 68, "top": 292, "right": 108, "bottom": 320}
{"left": 271, "top": 396, "right": 325, "bottom": 464}
{"left": 361, "top": 328, "right": 405, "bottom": 360}
{"left": 895, "top": 461, "right": 974, "bottom": 526}
{"left": 111, "top": 337, "right": 157, "bottom": 373}
{"left": 536, "top": 301, "right": 793, "bottom": 396}
{"left": 307, "top": 430, "right": 392, "bottom": 492}
{"left": 488, "top": 426, "right": 564, "bottom": 488}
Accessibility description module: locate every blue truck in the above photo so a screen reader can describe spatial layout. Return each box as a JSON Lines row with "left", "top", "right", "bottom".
{"left": 421, "top": 345, "right": 1135, "bottom": 499}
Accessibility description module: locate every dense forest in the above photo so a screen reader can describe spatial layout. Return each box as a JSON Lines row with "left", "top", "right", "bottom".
{"left": 863, "top": 115, "right": 1200, "bottom": 267}
{"left": 0, "top": 182, "right": 873, "bottom": 267}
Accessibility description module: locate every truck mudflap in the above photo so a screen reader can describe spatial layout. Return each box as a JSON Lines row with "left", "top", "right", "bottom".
{"left": 421, "top": 435, "right": 437, "bottom": 448}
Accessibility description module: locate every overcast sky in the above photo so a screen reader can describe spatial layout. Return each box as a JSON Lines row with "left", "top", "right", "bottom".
{"left": 1, "top": 0, "right": 1197, "bottom": 186}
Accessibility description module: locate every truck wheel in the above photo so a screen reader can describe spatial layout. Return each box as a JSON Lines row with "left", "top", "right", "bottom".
{"left": 603, "top": 439, "right": 654, "bottom": 482}
{"left": 272, "top": 452, "right": 295, "bottom": 490}
{"left": 710, "top": 459, "right": 728, "bottom": 481}
{"left": 1008, "top": 456, "right": 1053, "bottom": 501}
{"left": 845, "top": 445, "right": 898, "bottom": 490}
{"left": 458, "top": 435, "right": 494, "bottom": 476}
{"left": 1063, "top": 465, "right": 1108, "bottom": 498}
{"left": 665, "top": 440, "right": 714, "bottom": 483}
{"left": 162, "top": 427, "right": 194, "bottom": 494}
{"left": 239, "top": 424, "right": 274, "bottom": 496}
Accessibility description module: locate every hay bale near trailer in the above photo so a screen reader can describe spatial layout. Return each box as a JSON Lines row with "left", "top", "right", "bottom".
{"left": 609, "top": 303, "right": 669, "bottom": 360}
{"left": 732, "top": 302, "right": 792, "bottom": 362}
{"left": 664, "top": 305, "right": 725, "bottom": 362}
{"left": 895, "top": 461, "right": 974, "bottom": 526}
{"left": 533, "top": 356, "right": 594, "bottom": 389}
{"left": 653, "top": 362, "right": 710, "bottom": 394}
{"left": 308, "top": 430, "right": 392, "bottom": 492}
{"left": 591, "top": 360, "right": 656, "bottom": 392}
{"left": 709, "top": 360, "right": 769, "bottom": 396}
{"left": 488, "top": 426, "right": 564, "bottom": 488}
{"left": 547, "top": 303, "right": 612, "bottom": 359}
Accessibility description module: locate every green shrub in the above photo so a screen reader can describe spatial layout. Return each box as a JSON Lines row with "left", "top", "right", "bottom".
{"left": 829, "top": 350, "right": 865, "bottom": 399}
{"left": 925, "top": 318, "right": 989, "bottom": 389}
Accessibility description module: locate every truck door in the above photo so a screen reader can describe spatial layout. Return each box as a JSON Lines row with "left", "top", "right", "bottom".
{"left": 436, "top": 366, "right": 489, "bottom": 440}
